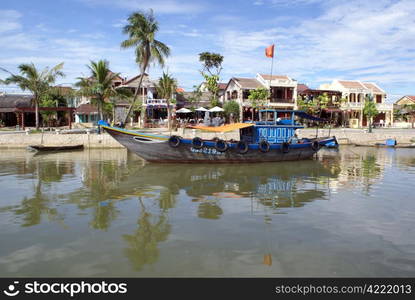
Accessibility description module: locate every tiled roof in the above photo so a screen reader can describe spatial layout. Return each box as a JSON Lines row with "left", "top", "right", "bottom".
{"left": 362, "top": 82, "right": 383, "bottom": 94}
{"left": 260, "top": 74, "right": 289, "bottom": 80}
{"left": 218, "top": 82, "right": 227, "bottom": 90}
{"left": 0, "top": 94, "right": 33, "bottom": 108}
{"left": 338, "top": 80, "right": 366, "bottom": 89}
{"left": 297, "top": 84, "right": 309, "bottom": 93}
{"left": 405, "top": 95, "right": 415, "bottom": 101}
{"left": 76, "top": 103, "right": 98, "bottom": 114}
{"left": 233, "top": 78, "right": 264, "bottom": 89}
{"left": 120, "top": 73, "right": 155, "bottom": 88}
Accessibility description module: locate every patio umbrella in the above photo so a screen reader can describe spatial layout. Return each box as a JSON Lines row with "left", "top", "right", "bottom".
{"left": 209, "top": 106, "right": 224, "bottom": 112}
{"left": 176, "top": 107, "right": 192, "bottom": 113}
{"left": 195, "top": 107, "right": 208, "bottom": 112}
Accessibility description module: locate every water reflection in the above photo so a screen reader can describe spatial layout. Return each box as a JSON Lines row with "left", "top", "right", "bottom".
{"left": 0, "top": 147, "right": 414, "bottom": 276}
{"left": 0, "top": 148, "right": 393, "bottom": 229}
{"left": 123, "top": 198, "right": 171, "bottom": 271}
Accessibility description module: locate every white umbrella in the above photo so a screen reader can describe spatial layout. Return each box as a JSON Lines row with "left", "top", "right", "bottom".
{"left": 176, "top": 107, "right": 192, "bottom": 113}
{"left": 209, "top": 106, "right": 224, "bottom": 112}
{"left": 195, "top": 107, "right": 208, "bottom": 112}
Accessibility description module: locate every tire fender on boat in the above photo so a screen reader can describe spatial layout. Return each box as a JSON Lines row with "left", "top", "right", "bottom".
{"left": 281, "top": 142, "right": 290, "bottom": 153}
{"left": 236, "top": 141, "right": 249, "bottom": 154}
{"left": 214, "top": 139, "right": 229, "bottom": 152}
{"left": 168, "top": 135, "right": 181, "bottom": 148}
{"left": 311, "top": 140, "right": 320, "bottom": 151}
{"left": 192, "top": 137, "right": 204, "bottom": 149}
{"left": 259, "top": 140, "right": 270, "bottom": 153}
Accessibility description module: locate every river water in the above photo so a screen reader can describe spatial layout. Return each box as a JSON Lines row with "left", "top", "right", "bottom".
{"left": 0, "top": 147, "right": 414, "bottom": 277}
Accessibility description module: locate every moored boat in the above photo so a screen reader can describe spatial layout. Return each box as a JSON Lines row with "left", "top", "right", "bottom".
{"left": 99, "top": 110, "right": 337, "bottom": 163}
{"left": 28, "top": 144, "right": 84, "bottom": 152}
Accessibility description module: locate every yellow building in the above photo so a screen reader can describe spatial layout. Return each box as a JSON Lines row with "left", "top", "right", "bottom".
{"left": 320, "top": 80, "right": 393, "bottom": 128}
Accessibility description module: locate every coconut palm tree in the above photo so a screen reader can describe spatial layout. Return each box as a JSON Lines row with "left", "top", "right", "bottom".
{"left": 120, "top": 10, "right": 170, "bottom": 125}
{"left": 155, "top": 72, "right": 177, "bottom": 130}
{"left": 75, "top": 60, "right": 130, "bottom": 122}
{"left": 363, "top": 95, "right": 378, "bottom": 133}
{"left": 2, "top": 63, "right": 64, "bottom": 129}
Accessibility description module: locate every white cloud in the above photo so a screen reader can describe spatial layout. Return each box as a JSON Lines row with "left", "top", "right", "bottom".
{"left": 216, "top": 0, "right": 415, "bottom": 92}
{"left": 0, "top": 9, "right": 22, "bottom": 33}
{"left": 79, "top": 0, "right": 205, "bottom": 14}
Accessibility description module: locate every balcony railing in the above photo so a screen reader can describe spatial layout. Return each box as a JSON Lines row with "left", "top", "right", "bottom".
{"left": 241, "top": 99, "right": 295, "bottom": 106}
{"left": 376, "top": 103, "right": 393, "bottom": 111}
{"left": 144, "top": 98, "right": 168, "bottom": 105}
{"left": 269, "top": 98, "right": 295, "bottom": 103}
{"left": 341, "top": 102, "right": 393, "bottom": 110}
{"left": 341, "top": 102, "right": 363, "bottom": 109}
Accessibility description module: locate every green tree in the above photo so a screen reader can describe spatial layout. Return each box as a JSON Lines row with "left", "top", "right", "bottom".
{"left": 2, "top": 62, "right": 64, "bottom": 129}
{"left": 315, "top": 93, "right": 329, "bottom": 118}
{"left": 187, "top": 84, "right": 203, "bottom": 109}
{"left": 297, "top": 97, "right": 314, "bottom": 113}
{"left": 155, "top": 72, "right": 177, "bottom": 130}
{"left": 39, "top": 88, "right": 69, "bottom": 127}
{"left": 121, "top": 10, "right": 170, "bottom": 124}
{"left": 202, "top": 73, "right": 220, "bottom": 107}
{"left": 75, "top": 60, "right": 127, "bottom": 122}
{"left": 199, "top": 52, "right": 223, "bottom": 106}
{"left": 363, "top": 95, "right": 378, "bottom": 133}
{"left": 199, "top": 52, "right": 224, "bottom": 76}
{"left": 248, "top": 88, "right": 269, "bottom": 121}
{"left": 223, "top": 100, "right": 240, "bottom": 122}
{"left": 403, "top": 104, "right": 415, "bottom": 128}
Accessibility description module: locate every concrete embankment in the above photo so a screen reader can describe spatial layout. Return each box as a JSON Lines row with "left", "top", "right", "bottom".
{"left": 0, "top": 128, "right": 414, "bottom": 148}
{"left": 0, "top": 132, "right": 123, "bottom": 148}
{"left": 298, "top": 128, "right": 415, "bottom": 144}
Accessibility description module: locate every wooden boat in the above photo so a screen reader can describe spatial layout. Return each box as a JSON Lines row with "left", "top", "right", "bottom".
{"left": 28, "top": 144, "right": 84, "bottom": 152}
{"left": 99, "top": 110, "right": 337, "bottom": 163}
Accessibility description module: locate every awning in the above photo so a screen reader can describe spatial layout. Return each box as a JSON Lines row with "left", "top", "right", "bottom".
{"left": 295, "top": 111, "right": 327, "bottom": 122}
{"left": 190, "top": 123, "right": 254, "bottom": 132}
{"left": 209, "top": 106, "right": 224, "bottom": 112}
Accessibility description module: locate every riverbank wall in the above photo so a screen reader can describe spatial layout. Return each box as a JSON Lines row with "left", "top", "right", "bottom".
{"left": 0, "top": 132, "right": 122, "bottom": 148}
{"left": 0, "top": 128, "right": 414, "bottom": 148}
{"left": 298, "top": 128, "right": 415, "bottom": 145}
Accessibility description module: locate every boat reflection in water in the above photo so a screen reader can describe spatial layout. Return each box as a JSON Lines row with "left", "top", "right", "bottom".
{"left": 2, "top": 147, "right": 413, "bottom": 276}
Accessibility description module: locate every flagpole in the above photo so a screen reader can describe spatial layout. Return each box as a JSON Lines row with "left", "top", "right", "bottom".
{"left": 269, "top": 45, "right": 274, "bottom": 102}
{"left": 269, "top": 54, "right": 274, "bottom": 89}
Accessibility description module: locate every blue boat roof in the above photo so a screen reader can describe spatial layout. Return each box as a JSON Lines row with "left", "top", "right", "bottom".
{"left": 258, "top": 109, "right": 326, "bottom": 122}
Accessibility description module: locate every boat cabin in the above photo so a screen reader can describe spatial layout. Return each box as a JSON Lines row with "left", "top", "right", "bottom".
{"left": 240, "top": 110, "right": 306, "bottom": 144}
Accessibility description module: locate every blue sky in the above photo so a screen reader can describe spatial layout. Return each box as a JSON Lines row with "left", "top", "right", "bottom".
{"left": 0, "top": 0, "right": 414, "bottom": 97}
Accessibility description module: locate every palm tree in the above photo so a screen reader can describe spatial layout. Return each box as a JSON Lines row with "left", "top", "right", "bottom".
{"left": 363, "top": 95, "right": 378, "bottom": 133}
{"left": 155, "top": 72, "right": 177, "bottom": 130}
{"left": 120, "top": 10, "right": 170, "bottom": 125}
{"left": 75, "top": 60, "right": 129, "bottom": 122}
{"left": 2, "top": 63, "right": 64, "bottom": 129}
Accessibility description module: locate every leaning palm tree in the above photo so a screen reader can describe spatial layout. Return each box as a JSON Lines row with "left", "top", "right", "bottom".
{"left": 75, "top": 60, "right": 129, "bottom": 122}
{"left": 120, "top": 10, "right": 170, "bottom": 125}
{"left": 155, "top": 72, "right": 177, "bottom": 130}
{"left": 2, "top": 63, "right": 64, "bottom": 129}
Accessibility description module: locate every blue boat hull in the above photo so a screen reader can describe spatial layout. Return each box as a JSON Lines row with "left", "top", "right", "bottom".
{"left": 101, "top": 125, "right": 337, "bottom": 163}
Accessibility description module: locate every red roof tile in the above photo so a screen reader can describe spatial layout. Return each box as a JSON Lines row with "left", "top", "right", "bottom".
{"left": 297, "top": 84, "right": 309, "bottom": 93}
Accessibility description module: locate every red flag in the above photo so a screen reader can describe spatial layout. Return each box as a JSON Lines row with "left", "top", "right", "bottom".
{"left": 265, "top": 44, "right": 274, "bottom": 58}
